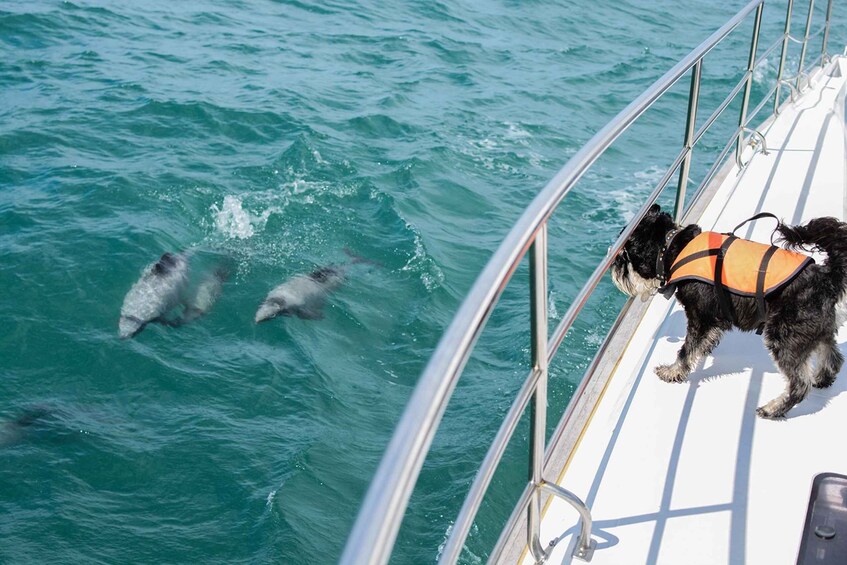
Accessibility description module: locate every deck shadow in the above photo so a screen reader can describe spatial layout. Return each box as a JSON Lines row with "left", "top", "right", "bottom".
{"left": 554, "top": 299, "right": 847, "bottom": 563}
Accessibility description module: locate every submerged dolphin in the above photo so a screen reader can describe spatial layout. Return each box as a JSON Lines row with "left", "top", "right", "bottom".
{"left": 180, "top": 266, "right": 230, "bottom": 325}
{"left": 0, "top": 406, "right": 51, "bottom": 448}
{"left": 119, "top": 252, "right": 190, "bottom": 339}
{"left": 255, "top": 265, "right": 346, "bottom": 323}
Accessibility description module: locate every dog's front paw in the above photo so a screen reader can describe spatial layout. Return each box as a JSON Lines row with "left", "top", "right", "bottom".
{"left": 756, "top": 403, "right": 785, "bottom": 420}
{"left": 655, "top": 364, "right": 688, "bottom": 383}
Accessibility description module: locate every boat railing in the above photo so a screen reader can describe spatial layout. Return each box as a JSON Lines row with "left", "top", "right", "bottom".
{"left": 341, "top": 0, "right": 835, "bottom": 563}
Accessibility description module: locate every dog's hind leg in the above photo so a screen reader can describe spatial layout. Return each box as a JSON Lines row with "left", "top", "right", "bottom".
{"left": 656, "top": 321, "right": 724, "bottom": 383}
{"left": 811, "top": 337, "right": 843, "bottom": 389}
{"left": 757, "top": 345, "right": 815, "bottom": 419}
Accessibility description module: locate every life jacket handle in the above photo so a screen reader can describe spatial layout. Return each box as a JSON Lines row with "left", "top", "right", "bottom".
{"left": 729, "top": 212, "right": 781, "bottom": 244}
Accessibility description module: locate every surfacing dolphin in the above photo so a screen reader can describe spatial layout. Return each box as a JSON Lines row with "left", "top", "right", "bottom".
{"left": 255, "top": 265, "right": 345, "bottom": 323}
{"left": 255, "top": 249, "right": 378, "bottom": 323}
{"left": 119, "top": 252, "right": 190, "bottom": 339}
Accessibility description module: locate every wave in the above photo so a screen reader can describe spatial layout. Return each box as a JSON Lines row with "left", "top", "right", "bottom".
{"left": 347, "top": 113, "right": 422, "bottom": 139}
{"left": 120, "top": 99, "right": 302, "bottom": 143}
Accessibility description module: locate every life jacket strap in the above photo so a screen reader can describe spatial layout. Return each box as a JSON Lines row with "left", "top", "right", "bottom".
{"left": 755, "top": 245, "right": 779, "bottom": 334}
{"left": 728, "top": 212, "right": 782, "bottom": 333}
{"left": 714, "top": 236, "right": 738, "bottom": 325}
{"left": 668, "top": 248, "right": 721, "bottom": 278}
{"left": 730, "top": 212, "right": 781, "bottom": 243}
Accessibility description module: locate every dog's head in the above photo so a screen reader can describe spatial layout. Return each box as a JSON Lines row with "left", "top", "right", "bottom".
{"left": 611, "top": 204, "right": 678, "bottom": 299}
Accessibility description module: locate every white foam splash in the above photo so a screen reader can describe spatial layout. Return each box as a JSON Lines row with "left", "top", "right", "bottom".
{"left": 401, "top": 224, "right": 444, "bottom": 292}
{"left": 753, "top": 57, "right": 773, "bottom": 84}
{"left": 504, "top": 121, "right": 531, "bottom": 142}
{"left": 548, "top": 290, "right": 559, "bottom": 320}
{"left": 612, "top": 164, "right": 664, "bottom": 222}
{"left": 436, "top": 522, "right": 482, "bottom": 564}
{"left": 211, "top": 195, "right": 276, "bottom": 240}
{"left": 586, "top": 331, "right": 605, "bottom": 347}
{"left": 436, "top": 523, "right": 453, "bottom": 561}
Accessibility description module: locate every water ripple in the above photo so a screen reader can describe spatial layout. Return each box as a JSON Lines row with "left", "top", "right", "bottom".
{"left": 1, "top": 0, "right": 841, "bottom": 563}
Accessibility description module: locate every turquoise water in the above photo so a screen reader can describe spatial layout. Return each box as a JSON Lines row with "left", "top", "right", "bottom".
{"left": 2, "top": 1, "right": 843, "bottom": 563}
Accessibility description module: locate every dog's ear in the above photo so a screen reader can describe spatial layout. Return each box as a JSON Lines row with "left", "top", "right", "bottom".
{"left": 652, "top": 208, "right": 676, "bottom": 240}
{"left": 648, "top": 203, "right": 661, "bottom": 215}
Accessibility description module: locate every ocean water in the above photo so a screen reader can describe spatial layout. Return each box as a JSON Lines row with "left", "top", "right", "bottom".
{"left": 1, "top": 1, "right": 843, "bottom": 563}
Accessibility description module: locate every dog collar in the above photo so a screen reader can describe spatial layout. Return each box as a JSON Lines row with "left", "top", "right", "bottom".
{"left": 656, "top": 226, "right": 683, "bottom": 285}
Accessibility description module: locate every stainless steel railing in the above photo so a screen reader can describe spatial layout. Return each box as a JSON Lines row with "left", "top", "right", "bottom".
{"left": 341, "top": 1, "right": 835, "bottom": 563}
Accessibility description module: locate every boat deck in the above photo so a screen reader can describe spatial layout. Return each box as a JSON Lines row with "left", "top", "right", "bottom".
{"left": 529, "top": 57, "right": 847, "bottom": 564}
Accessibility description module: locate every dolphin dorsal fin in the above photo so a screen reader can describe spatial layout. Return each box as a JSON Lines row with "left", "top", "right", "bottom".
{"left": 153, "top": 253, "right": 177, "bottom": 275}
{"left": 308, "top": 267, "right": 335, "bottom": 283}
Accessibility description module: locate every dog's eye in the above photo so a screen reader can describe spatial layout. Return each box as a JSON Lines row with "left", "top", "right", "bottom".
{"left": 608, "top": 245, "right": 629, "bottom": 262}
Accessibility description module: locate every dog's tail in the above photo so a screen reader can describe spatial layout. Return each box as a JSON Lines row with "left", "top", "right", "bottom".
{"left": 778, "top": 216, "right": 847, "bottom": 289}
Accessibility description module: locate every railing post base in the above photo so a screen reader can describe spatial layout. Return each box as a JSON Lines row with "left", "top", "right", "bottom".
{"left": 736, "top": 127, "right": 769, "bottom": 169}
{"left": 538, "top": 481, "right": 597, "bottom": 562}
{"left": 573, "top": 539, "right": 597, "bottom": 562}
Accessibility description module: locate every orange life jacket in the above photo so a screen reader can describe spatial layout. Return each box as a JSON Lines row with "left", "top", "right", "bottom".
{"left": 662, "top": 230, "right": 813, "bottom": 332}
{"left": 666, "top": 231, "right": 813, "bottom": 296}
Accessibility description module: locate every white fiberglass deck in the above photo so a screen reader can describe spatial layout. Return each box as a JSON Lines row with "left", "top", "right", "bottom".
{"left": 529, "top": 58, "right": 847, "bottom": 565}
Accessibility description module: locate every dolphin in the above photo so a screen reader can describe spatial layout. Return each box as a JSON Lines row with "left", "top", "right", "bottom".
{"left": 255, "top": 265, "right": 346, "bottom": 323}
{"left": 119, "top": 252, "right": 190, "bottom": 339}
{"left": 0, "top": 406, "right": 51, "bottom": 447}
{"left": 180, "top": 266, "right": 230, "bottom": 324}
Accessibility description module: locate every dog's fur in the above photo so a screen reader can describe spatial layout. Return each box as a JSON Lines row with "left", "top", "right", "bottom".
{"left": 611, "top": 204, "right": 847, "bottom": 418}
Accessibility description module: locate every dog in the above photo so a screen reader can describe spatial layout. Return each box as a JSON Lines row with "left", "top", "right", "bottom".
{"left": 611, "top": 204, "right": 847, "bottom": 418}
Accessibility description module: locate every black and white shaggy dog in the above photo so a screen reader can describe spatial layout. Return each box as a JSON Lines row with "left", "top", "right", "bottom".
{"left": 611, "top": 204, "right": 847, "bottom": 419}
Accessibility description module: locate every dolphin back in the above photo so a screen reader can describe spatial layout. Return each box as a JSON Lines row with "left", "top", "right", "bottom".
{"left": 181, "top": 265, "right": 230, "bottom": 324}
{"left": 119, "top": 252, "right": 191, "bottom": 338}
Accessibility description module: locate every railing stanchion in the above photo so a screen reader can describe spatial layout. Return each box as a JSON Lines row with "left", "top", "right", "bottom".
{"left": 822, "top": 0, "right": 834, "bottom": 64}
{"left": 528, "top": 224, "right": 549, "bottom": 562}
{"left": 775, "top": 0, "right": 794, "bottom": 114}
{"left": 796, "top": 0, "right": 816, "bottom": 91}
{"left": 737, "top": 3, "right": 764, "bottom": 168}
{"left": 675, "top": 61, "right": 702, "bottom": 222}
